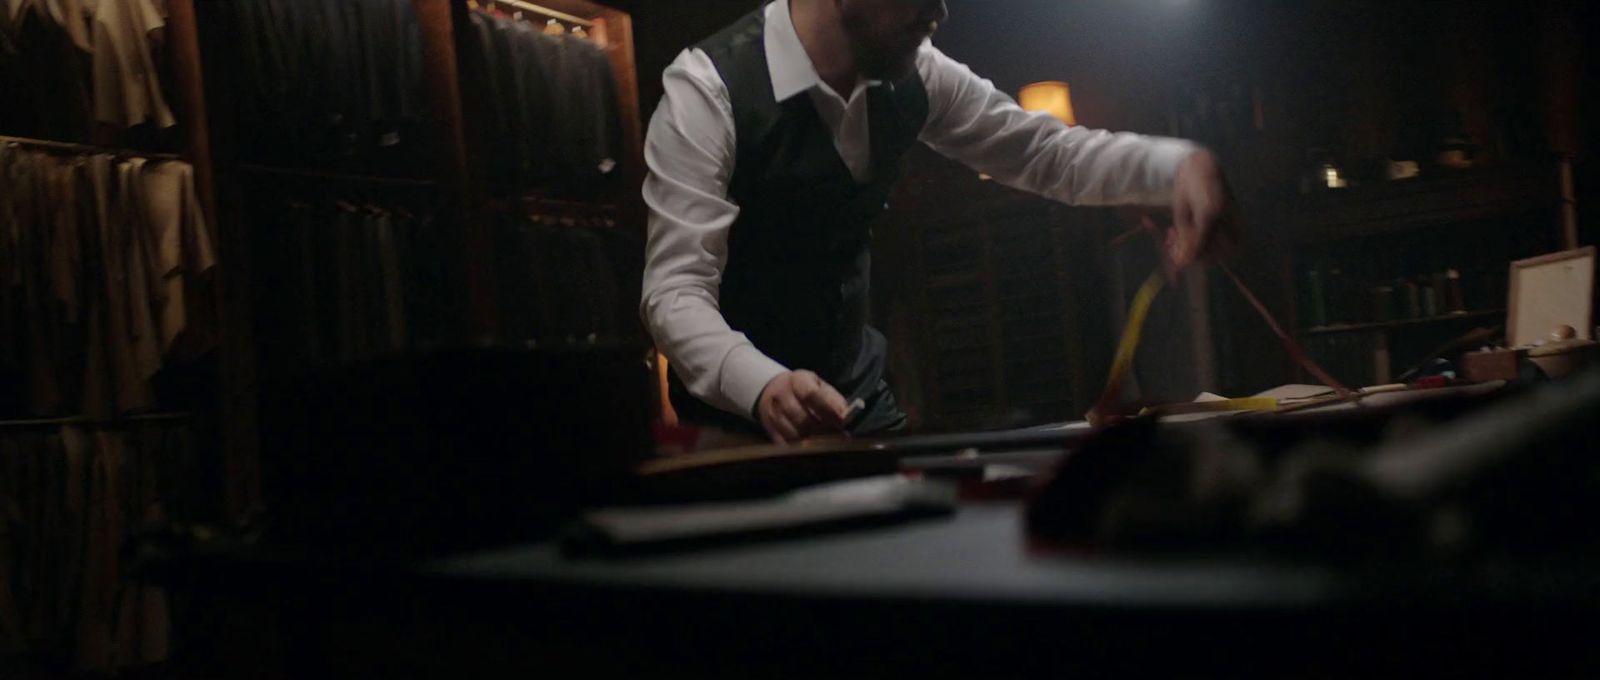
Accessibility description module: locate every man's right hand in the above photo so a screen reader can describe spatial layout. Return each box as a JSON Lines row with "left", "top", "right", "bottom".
{"left": 756, "top": 370, "right": 851, "bottom": 444}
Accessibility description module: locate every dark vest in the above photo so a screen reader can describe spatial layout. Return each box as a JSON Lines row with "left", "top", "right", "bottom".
{"left": 668, "top": 6, "right": 929, "bottom": 433}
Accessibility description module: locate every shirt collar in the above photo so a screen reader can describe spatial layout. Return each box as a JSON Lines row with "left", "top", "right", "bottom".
{"left": 764, "top": 0, "right": 819, "bottom": 102}
{"left": 764, "top": 0, "right": 880, "bottom": 102}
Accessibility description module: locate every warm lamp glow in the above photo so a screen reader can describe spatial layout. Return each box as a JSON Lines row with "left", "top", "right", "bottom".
{"left": 1019, "top": 81, "right": 1076, "bottom": 126}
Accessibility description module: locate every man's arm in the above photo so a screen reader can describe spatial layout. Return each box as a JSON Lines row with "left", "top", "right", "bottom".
{"left": 916, "top": 45, "right": 1197, "bottom": 206}
{"left": 642, "top": 51, "right": 853, "bottom": 440}
{"left": 915, "top": 45, "right": 1231, "bottom": 267}
{"left": 641, "top": 49, "right": 789, "bottom": 421}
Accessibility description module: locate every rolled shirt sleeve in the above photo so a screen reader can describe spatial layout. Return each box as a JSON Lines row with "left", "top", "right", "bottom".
{"left": 916, "top": 44, "right": 1197, "bottom": 207}
{"left": 640, "top": 49, "right": 788, "bottom": 421}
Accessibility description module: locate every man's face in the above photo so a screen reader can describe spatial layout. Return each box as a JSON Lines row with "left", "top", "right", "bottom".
{"left": 838, "top": 0, "right": 949, "bottom": 80}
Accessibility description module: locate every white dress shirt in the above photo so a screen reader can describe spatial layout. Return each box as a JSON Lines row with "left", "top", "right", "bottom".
{"left": 642, "top": 0, "right": 1198, "bottom": 423}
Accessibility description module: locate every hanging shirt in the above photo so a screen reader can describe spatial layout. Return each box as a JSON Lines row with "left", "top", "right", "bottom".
{"left": 38, "top": 0, "right": 91, "bottom": 51}
{"left": 116, "top": 158, "right": 163, "bottom": 393}
{"left": 138, "top": 161, "right": 215, "bottom": 357}
{"left": 4, "top": 0, "right": 95, "bottom": 141}
{"left": 641, "top": 0, "right": 1199, "bottom": 421}
{"left": 85, "top": 0, "right": 176, "bottom": 129}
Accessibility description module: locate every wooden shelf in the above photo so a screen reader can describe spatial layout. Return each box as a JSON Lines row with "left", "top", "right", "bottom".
{"left": 1295, "top": 161, "right": 1559, "bottom": 245}
{"left": 1302, "top": 309, "right": 1504, "bottom": 336}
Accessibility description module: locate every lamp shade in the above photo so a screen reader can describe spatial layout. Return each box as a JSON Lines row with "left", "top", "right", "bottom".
{"left": 1019, "top": 81, "right": 1076, "bottom": 126}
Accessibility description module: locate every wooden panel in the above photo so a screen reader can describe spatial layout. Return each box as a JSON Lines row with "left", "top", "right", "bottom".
{"left": 167, "top": 0, "right": 259, "bottom": 515}
{"left": 416, "top": 0, "right": 485, "bottom": 338}
{"left": 166, "top": 0, "right": 215, "bottom": 220}
{"left": 600, "top": 8, "right": 647, "bottom": 233}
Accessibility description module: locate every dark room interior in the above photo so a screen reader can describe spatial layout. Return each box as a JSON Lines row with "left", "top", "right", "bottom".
{"left": 3, "top": 0, "right": 1599, "bottom": 677}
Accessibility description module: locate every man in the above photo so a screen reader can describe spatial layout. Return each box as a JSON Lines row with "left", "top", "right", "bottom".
{"left": 642, "top": 0, "right": 1231, "bottom": 444}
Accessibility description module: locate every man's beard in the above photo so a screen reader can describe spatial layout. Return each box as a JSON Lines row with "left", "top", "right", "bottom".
{"left": 859, "top": 42, "right": 919, "bottom": 80}
{"left": 842, "top": 22, "right": 920, "bottom": 81}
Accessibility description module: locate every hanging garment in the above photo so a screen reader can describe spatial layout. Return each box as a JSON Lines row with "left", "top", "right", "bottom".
{"left": 115, "top": 157, "right": 163, "bottom": 409}
{"left": 111, "top": 423, "right": 170, "bottom": 669}
{"left": 397, "top": 209, "right": 445, "bottom": 349}
{"left": 1, "top": 0, "right": 95, "bottom": 141}
{"left": 363, "top": 0, "right": 422, "bottom": 148}
{"left": 215, "top": 0, "right": 424, "bottom": 170}
{"left": 85, "top": 0, "right": 176, "bottom": 129}
{"left": 468, "top": 9, "right": 518, "bottom": 191}
{"left": 507, "top": 19, "right": 551, "bottom": 183}
{"left": 21, "top": 152, "right": 61, "bottom": 413}
{"left": 373, "top": 209, "right": 407, "bottom": 352}
{"left": 37, "top": 0, "right": 90, "bottom": 50}
{"left": 0, "top": 148, "right": 22, "bottom": 414}
{"left": 246, "top": 192, "right": 439, "bottom": 367}
{"left": 0, "top": 149, "right": 214, "bottom": 418}
{"left": 0, "top": 436, "right": 20, "bottom": 653}
{"left": 287, "top": 199, "right": 324, "bottom": 363}
{"left": 42, "top": 157, "right": 88, "bottom": 414}
{"left": 461, "top": 9, "right": 623, "bottom": 195}
{"left": 82, "top": 153, "right": 130, "bottom": 419}
{"left": 137, "top": 160, "right": 216, "bottom": 362}
{"left": 0, "top": 420, "right": 193, "bottom": 673}
{"left": 332, "top": 203, "right": 363, "bottom": 361}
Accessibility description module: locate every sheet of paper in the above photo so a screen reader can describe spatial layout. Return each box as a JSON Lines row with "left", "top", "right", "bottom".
{"left": 1252, "top": 384, "right": 1336, "bottom": 401}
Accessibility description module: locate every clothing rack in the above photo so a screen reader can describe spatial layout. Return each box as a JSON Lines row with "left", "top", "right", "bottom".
{"left": 236, "top": 163, "right": 439, "bottom": 188}
{"left": 482, "top": 0, "right": 594, "bottom": 27}
{"left": 0, "top": 411, "right": 194, "bottom": 431}
{"left": 0, "top": 134, "right": 182, "bottom": 161}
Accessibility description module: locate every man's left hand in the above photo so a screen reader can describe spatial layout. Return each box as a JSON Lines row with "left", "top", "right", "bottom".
{"left": 1166, "top": 148, "right": 1236, "bottom": 271}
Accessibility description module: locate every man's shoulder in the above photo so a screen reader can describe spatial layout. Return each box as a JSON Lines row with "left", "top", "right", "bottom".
{"left": 694, "top": 7, "right": 766, "bottom": 57}
{"left": 663, "top": 47, "right": 724, "bottom": 94}
{"left": 911, "top": 42, "right": 976, "bottom": 105}
{"left": 914, "top": 42, "right": 957, "bottom": 80}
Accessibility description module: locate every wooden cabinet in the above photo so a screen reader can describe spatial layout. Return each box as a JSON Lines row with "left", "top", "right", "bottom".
{"left": 193, "top": 0, "right": 648, "bottom": 508}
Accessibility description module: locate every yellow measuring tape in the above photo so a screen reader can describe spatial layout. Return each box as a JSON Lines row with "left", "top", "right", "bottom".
{"left": 1086, "top": 264, "right": 1356, "bottom": 428}
{"left": 1087, "top": 270, "right": 1165, "bottom": 427}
